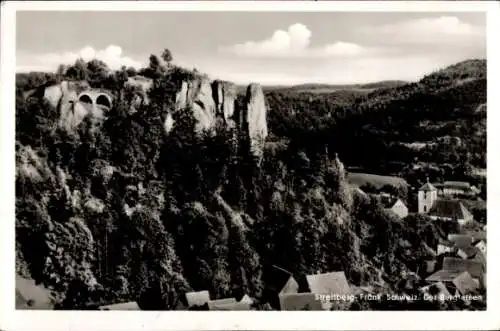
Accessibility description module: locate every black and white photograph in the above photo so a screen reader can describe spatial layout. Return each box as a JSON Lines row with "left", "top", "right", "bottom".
{"left": 1, "top": 0, "right": 499, "bottom": 330}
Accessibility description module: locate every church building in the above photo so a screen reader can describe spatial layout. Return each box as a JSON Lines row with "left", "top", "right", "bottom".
{"left": 417, "top": 179, "right": 473, "bottom": 225}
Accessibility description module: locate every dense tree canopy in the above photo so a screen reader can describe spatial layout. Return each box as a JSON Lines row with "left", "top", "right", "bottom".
{"left": 15, "top": 55, "right": 486, "bottom": 311}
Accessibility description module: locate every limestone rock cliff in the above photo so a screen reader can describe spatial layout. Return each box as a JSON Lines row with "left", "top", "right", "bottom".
{"left": 240, "top": 83, "right": 268, "bottom": 158}
{"left": 173, "top": 76, "right": 268, "bottom": 156}
{"left": 175, "top": 76, "right": 217, "bottom": 132}
{"left": 211, "top": 80, "right": 237, "bottom": 128}
{"left": 26, "top": 72, "right": 268, "bottom": 156}
{"left": 27, "top": 80, "right": 112, "bottom": 132}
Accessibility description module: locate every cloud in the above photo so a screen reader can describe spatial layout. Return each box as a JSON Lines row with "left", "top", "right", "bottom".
{"left": 357, "top": 16, "right": 485, "bottom": 46}
{"left": 222, "top": 23, "right": 370, "bottom": 58}
{"left": 17, "top": 45, "right": 144, "bottom": 73}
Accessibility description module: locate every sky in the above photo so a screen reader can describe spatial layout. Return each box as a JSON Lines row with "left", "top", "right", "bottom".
{"left": 16, "top": 11, "right": 486, "bottom": 85}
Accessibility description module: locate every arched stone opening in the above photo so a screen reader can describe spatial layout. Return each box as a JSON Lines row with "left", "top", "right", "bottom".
{"left": 96, "top": 94, "right": 112, "bottom": 109}
{"left": 78, "top": 93, "right": 93, "bottom": 105}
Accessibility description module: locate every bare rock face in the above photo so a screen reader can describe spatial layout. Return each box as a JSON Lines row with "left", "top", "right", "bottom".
{"left": 240, "top": 83, "right": 268, "bottom": 158}
{"left": 29, "top": 80, "right": 113, "bottom": 132}
{"left": 173, "top": 76, "right": 268, "bottom": 156}
{"left": 211, "top": 80, "right": 237, "bottom": 128}
{"left": 27, "top": 74, "right": 268, "bottom": 157}
{"left": 175, "top": 76, "right": 217, "bottom": 133}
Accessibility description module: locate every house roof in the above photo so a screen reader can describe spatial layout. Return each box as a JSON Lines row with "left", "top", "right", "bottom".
{"left": 442, "top": 257, "right": 484, "bottom": 278}
{"left": 15, "top": 276, "right": 53, "bottom": 310}
{"left": 99, "top": 301, "right": 140, "bottom": 310}
{"left": 447, "top": 234, "right": 473, "bottom": 249}
{"left": 438, "top": 238, "right": 454, "bottom": 247}
{"left": 475, "top": 240, "right": 486, "bottom": 249}
{"left": 209, "top": 302, "right": 251, "bottom": 310}
{"left": 355, "top": 187, "right": 368, "bottom": 196}
{"left": 467, "top": 231, "right": 487, "bottom": 243}
{"left": 426, "top": 270, "right": 465, "bottom": 282}
{"left": 185, "top": 290, "right": 211, "bottom": 308}
{"left": 207, "top": 298, "right": 237, "bottom": 310}
{"left": 278, "top": 293, "right": 324, "bottom": 311}
{"left": 306, "top": 271, "right": 351, "bottom": 296}
{"left": 452, "top": 272, "right": 478, "bottom": 295}
{"left": 280, "top": 275, "right": 300, "bottom": 294}
{"left": 420, "top": 182, "right": 437, "bottom": 192}
{"left": 429, "top": 199, "right": 472, "bottom": 221}
{"left": 473, "top": 250, "right": 486, "bottom": 267}
{"left": 457, "top": 246, "right": 478, "bottom": 258}
{"left": 461, "top": 198, "right": 486, "bottom": 211}
{"left": 239, "top": 294, "right": 254, "bottom": 304}
{"left": 266, "top": 265, "right": 296, "bottom": 293}
{"left": 380, "top": 196, "right": 403, "bottom": 209}
{"left": 444, "top": 181, "right": 471, "bottom": 190}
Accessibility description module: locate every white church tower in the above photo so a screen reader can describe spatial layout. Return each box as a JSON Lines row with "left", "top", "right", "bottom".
{"left": 418, "top": 178, "right": 437, "bottom": 214}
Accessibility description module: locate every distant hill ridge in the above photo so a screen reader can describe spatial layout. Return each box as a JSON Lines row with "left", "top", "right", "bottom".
{"left": 264, "top": 58, "right": 487, "bottom": 175}
{"left": 260, "top": 59, "right": 486, "bottom": 96}
{"left": 259, "top": 80, "right": 409, "bottom": 94}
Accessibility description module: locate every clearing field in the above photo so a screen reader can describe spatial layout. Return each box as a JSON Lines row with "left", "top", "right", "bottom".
{"left": 347, "top": 172, "right": 408, "bottom": 189}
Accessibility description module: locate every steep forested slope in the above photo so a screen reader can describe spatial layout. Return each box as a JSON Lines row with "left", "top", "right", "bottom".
{"left": 15, "top": 56, "right": 485, "bottom": 311}
{"left": 266, "top": 59, "right": 486, "bottom": 186}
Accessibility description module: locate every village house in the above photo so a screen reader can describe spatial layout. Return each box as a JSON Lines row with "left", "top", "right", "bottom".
{"left": 422, "top": 270, "right": 479, "bottom": 297}
{"left": 278, "top": 293, "right": 323, "bottom": 311}
{"left": 239, "top": 294, "right": 254, "bottom": 305}
{"left": 208, "top": 298, "right": 252, "bottom": 311}
{"left": 381, "top": 196, "right": 409, "bottom": 219}
{"left": 457, "top": 246, "right": 479, "bottom": 260}
{"left": 452, "top": 271, "right": 479, "bottom": 295}
{"left": 264, "top": 265, "right": 299, "bottom": 309}
{"left": 442, "top": 181, "right": 472, "bottom": 196}
{"left": 16, "top": 276, "right": 54, "bottom": 310}
{"left": 445, "top": 233, "right": 485, "bottom": 261}
{"left": 436, "top": 238, "right": 455, "bottom": 256}
{"left": 305, "top": 271, "right": 351, "bottom": 296}
{"left": 207, "top": 298, "right": 237, "bottom": 310}
{"left": 475, "top": 240, "right": 486, "bottom": 256}
{"left": 418, "top": 180, "right": 474, "bottom": 225}
{"left": 274, "top": 270, "right": 352, "bottom": 311}
{"left": 473, "top": 250, "right": 486, "bottom": 268}
{"left": 174, "top": 291, "right": 254, "bottom": 311}
{"left": 185, "top": 290, "right": 211, "bottom": 309}
{"left": 466, "top": 230, "right": 487, "bottom": 243}
{"left": 426, "top": 257, "right": 484, "bottom": 289}
{"left": 447, "top": 234, "right": 473, "bottom": 248}
{"left": 304, "top": 271, "right": 352, "bottom": 310}
{"left": 433, "top": 181, "right": 479, "bottom": 196}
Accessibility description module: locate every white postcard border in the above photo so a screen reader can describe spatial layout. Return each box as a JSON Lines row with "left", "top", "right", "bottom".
{"left": 1, "top": 1, "right": 499, "bottom": 330}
